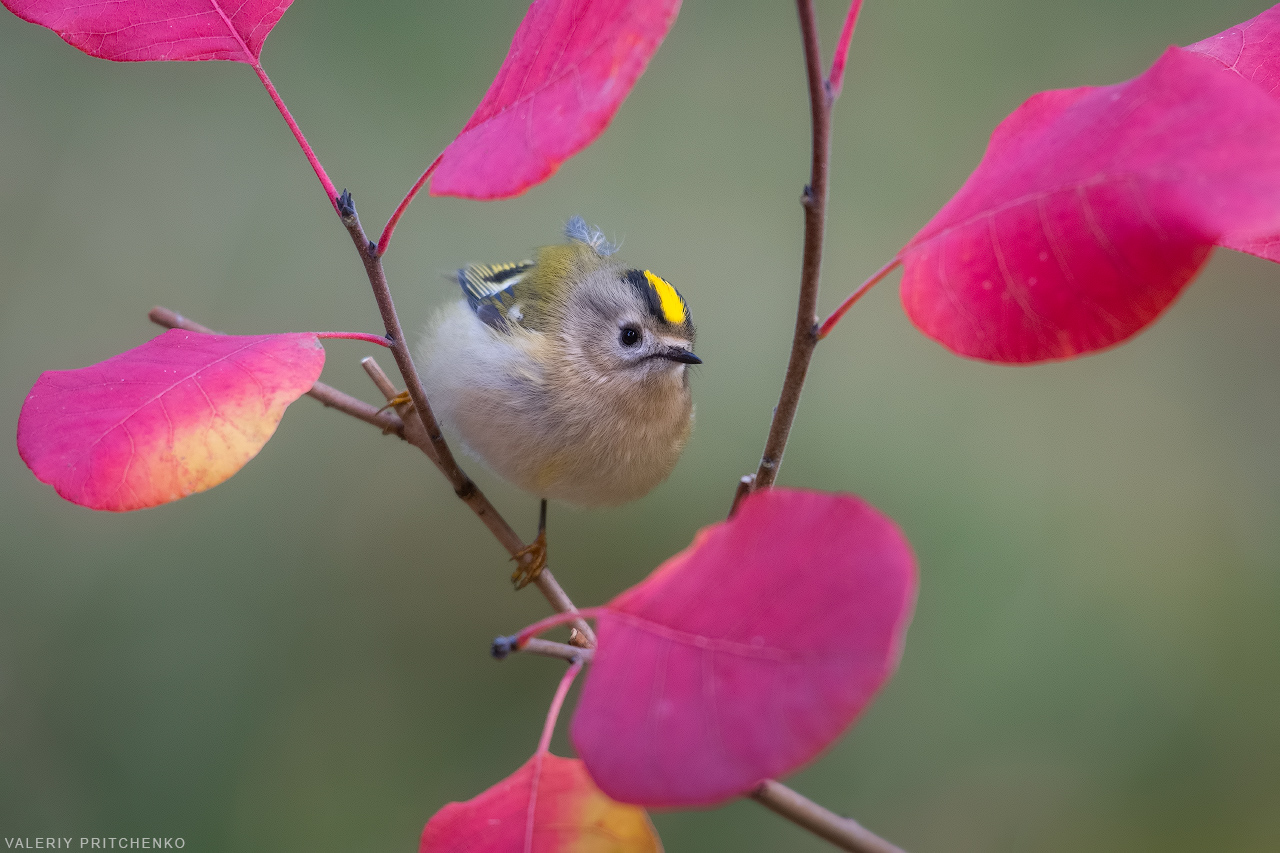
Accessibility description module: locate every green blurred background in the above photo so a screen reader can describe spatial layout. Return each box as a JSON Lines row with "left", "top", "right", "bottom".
{"left": 2, "top": 1, "right": 1278, "bottom": 850}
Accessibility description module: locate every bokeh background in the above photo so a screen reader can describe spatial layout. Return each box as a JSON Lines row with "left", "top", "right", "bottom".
{"left": 3, "top": 1, "right": 1279, "bottom": 850}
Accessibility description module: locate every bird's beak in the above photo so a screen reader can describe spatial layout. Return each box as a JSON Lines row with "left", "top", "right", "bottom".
{"left": 662, "top": 346, "right": 702, "bottom": 364}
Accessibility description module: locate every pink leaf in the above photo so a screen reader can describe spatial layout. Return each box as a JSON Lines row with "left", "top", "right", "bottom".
{"left": 2, "top": 0, "right": 291, "bottom": 63}
{"left": 1187, "top": 4, "right": 1280, "bottom": 260}
{"left": 429, "top": 0, "right": 682, "bottom": 200}
{"left": 17, "top": 329, "right": 324, "bottom": 511}
{"left": 569, "top": 488, "right": 917, "bottom": 808}
{"left": 421, "top": 754, "right": 661, "bottom": 853}
{"left": 898, "top": 43, "right": 1280, "bottom": 362}
{"left": 1186, "top": 5, "right": 1280, "bottom": 99}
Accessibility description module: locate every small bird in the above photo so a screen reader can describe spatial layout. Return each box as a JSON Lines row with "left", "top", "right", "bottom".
{"left": 416, "top": 218, "right": 700, "bottom": 587}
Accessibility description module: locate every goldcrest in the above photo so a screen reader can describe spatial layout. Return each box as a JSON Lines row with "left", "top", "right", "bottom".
{"left": 418, "top": 218, "right": 699, "bottom": 507}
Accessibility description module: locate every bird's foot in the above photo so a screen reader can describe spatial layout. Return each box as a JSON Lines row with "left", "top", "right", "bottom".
{"left": 378, "top": 390, "right": 414, "bottom": 415}
{"left": 510, "top": 528, "right": 547, "bottom": 590}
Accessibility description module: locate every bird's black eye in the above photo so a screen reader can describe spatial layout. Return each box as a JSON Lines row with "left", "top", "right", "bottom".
{"left": 619, "top": 326, "right": 642, "bottom": 347}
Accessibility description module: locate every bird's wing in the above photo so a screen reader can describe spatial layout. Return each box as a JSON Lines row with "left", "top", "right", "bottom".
{"left": 456, "top": 261, "right": 535, "bottom": 333}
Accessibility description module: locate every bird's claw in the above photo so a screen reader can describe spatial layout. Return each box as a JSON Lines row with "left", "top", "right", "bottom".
{"left": 378, "top": 390, "right": 414, "bottom": 415}
{"left": 510, "top": 529, "right": 547, "bottom": 590}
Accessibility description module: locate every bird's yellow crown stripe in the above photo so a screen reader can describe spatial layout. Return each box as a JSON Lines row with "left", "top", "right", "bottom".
{"left": 644, "top": 270, "right": 686, "bottom": 325}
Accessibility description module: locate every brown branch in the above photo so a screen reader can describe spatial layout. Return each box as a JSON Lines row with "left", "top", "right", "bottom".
{"left": 146, "top": 303, "right": 595, "bottom": 646}
{"left": 752, "top": 780, "right": 906, "bottom": 853}
{"left": 510, "top": 637, "right": 596, "bottom": 664}
{"left": 147, "top": 306, "right": 405, "bottom": 437}
{"left": 752, "top": 0, "right": 834, "bottom": 490}
{"left": 744, "top": 7, "right": 910, "bottom": 853}
{"left": 729, "top": 474, "right": 755, "bottom": 517}
{"left": 361, "top": 356, "right": 437, "bottom": 460}
{"left": 334, "top": 197, "right": 596, "bottom": 647}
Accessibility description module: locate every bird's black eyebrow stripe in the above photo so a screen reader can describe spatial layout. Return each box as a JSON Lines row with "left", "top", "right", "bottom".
{"left": 624, "top": 268, "right": 664, "bottom": 320}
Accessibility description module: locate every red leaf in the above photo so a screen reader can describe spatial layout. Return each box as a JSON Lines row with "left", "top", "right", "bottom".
{"left": 1186, "top": 5, "right": 1280, "bottom": 98}
{"left": 17, "top": 329, "right": 324, "bottom": 511}
{"left": 2, "top": 0, "right": 291, "bottom": 63}
{"left": 429, "top": 0, "right": 682, "bottom": 200}
{"left": 569, "top": 488, "right": 917, "bottom": 808}
{"left": 1187, "top": 5, "right": 1280, "bottom": 260}
{"left": 421, "top": 754, "right": 661, "bottom": 853}
{"left": 898, "top": 43, "right": 1280, "bottom": 363}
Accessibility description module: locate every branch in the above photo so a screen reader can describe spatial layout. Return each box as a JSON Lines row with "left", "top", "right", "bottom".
{"left": 745, "top": 8, "right": 911, "bottom": 853}
{"left": 752, "top": 0, "right": 836, "bottom": 490}
{"left": 334, "top": 194, "right": 596, "bottom": 647}
{"left": 496, "top": 636, "right": 596, "bottom": 665}
{"left": 361, "top": 355, "right": 438, "bottom": 461}
{"left": 752, "top": 780, "right": 906, "bottom": 853}
{"left": 146, "top": 304, "right": 595, "bottom": 646}
{"left": 729, "top": 474, "right": 755, "bottom": 517}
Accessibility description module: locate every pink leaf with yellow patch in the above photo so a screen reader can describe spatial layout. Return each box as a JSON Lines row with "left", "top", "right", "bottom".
{"left": 17, "top": 329, "right": 324, "bottom": 511}
{"left": 421, "top": 753, "right": 661, "bottom": 853}
{"left": 428, "top": 0, "right": 682, "bottom": 200}
{"left": 898, "top": 26, "right": 1280, "bottom": 362}
{"left": 1, "top": 0, "right": 291, "bottom": 63}
{"left": 567, "top": 488, "right": 917, "bottom": 807}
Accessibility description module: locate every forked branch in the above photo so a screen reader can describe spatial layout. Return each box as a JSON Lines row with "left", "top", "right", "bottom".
{"left": 334, "top": 193, "right": 595, "bottom": 645}
{"left": 145, "top": 302, "right": 594, "bottom": 647}
{"left": 744, "top": 4, "right": 910, "bottom": 852}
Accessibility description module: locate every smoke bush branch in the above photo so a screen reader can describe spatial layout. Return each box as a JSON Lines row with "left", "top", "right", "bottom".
{"left": 743, "top": 5, "right": 909, "bottom": 853}
{"left": 752, "top": 780, "right": 906, "bottom": 853}
{"left": 145, "top": 300, "right": 594, "bottom": 647}
{"left": 334, "top": 197, "right": 595, "bottom": 646}
{"left": 753, "top": 0, "right": 835, "bottom": 490}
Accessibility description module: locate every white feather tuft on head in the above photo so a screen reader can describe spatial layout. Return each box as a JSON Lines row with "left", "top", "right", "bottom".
{"left": 564, "top": 216, "right": 620, "bottom": 256}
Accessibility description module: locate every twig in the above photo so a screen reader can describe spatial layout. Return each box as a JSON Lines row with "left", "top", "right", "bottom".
{"left": 746, "top": 6, "right": 909, "bottom": 853}
{"left": 753, "top": 0, "right": 840, "bottom": 490}
{"left": 361, "top": 356, "right": 437, "bottom": 460}
{"left": 493, "top": 637, "right": 595, "bottom": 665}
{"left": 147, "top": 306, "right": 405, "bottom": 437}
{"left": 729, "top": 474, "right": 755, "bottom": 517}
{"left": 335, "top": 194, "right": 596, "bottom": 647}
{"left": 752, "top": 780, "right": 906, "bottom": 853}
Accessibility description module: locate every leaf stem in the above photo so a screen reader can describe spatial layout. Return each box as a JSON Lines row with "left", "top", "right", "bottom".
{"left": 336, "top": 196, "right": 596, "bottom": 646}
{"left": 251, "top": 61, "right": 339, "bottom": 209}
{"left": 377, "top": 154, "right": 443, "bottom": 257}
{"left": 817, "top": 257, "right": 901, "bottom": 339}
{"left": 314, "top": 331, "right": 392, "bottom": 347}
{"left": 827, "top": 0, "right": 865, "bottom": 102}
{"left": 751, "top": 780, "right": 907, "bottom": 853}
{"left": 526, "top": 659, "right": 585, "bottom": 853}
{"left": 509, "top": 607, "right": 607, "bottom": 650}
{"left": 536, "top": 659, "right": 585, "bottom": 756}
